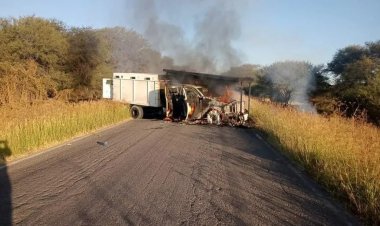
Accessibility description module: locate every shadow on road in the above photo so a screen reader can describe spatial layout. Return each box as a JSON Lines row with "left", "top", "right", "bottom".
{"left": 0, "top": 140, "right": 12, "bottom": 226}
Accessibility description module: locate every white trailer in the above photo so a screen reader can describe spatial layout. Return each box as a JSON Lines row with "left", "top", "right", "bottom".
{"left": 103, "top": 73, "right": 164, "bottom": 119}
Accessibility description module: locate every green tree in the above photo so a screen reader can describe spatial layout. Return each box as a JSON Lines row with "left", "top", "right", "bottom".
{"left": 0, "top": 16, "right": 68, "bottom": 70}
{"left": 312, "top": 65, "right": 331, "bottom": 94}
{"left": 365, "top": 72, "right": 380, "bottom": 122}
{"left": 337, "top": 57, "right": 380, "bottom": 121}
{"left": 367, "top": 40, "right": 380, "bottom": 58}
{"left": 309, "top": 65, "right": 338, "bottom": 115}
{"left": 250, "top": 73, "right": 272, "bottom": 98}
{"left": 96, "top": 27, "right": 167, "bottom": 74}
{"left": 339, "top": 57, "right": 378, "bottom": 88}
{"left": 325, "top": 40, "right": 380, "bottom": 124}
{"left": 0, "top": 16, "right": 70, "bottom": 101}
{"left": 67, "top": 28, "right": 105, "bottom": 88}
{"left": 328, "top": 45, "right": 368, "bottom": 76}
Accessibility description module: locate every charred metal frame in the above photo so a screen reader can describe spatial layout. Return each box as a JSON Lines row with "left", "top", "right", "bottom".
{"left": 162, "top": 69, "right": 253, "bottom": 118}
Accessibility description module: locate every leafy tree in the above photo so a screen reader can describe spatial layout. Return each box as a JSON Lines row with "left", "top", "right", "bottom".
{"left": 339, "top": 57, "right": 378, "bottom": 88}
{"left": 96, "top": 27, "right": 168, "bottom": 74}
{"left": 0, "top": 17, "right": 176, "bottom": 103}
{"left": 327, "top": 45, "right": 368, "bottom": 76}
{"left": 337, "top": 57, "right": 380, "bottom": 121}
{"left": 0, "top": 16, "right": 70, "bottom": 101}
{"left": 64, "top": 27, "right": 170, "bottom": 100}
{"left": 309, "top": 65, "right": 338, "bottom": 114}
{"left": 325, "top": 40, "right": 380, "bottom": 124}
{"left": 66, "top": 28, "right": 105, "bottom": 88}
{"left": 0, "top": 16, "right": 68, "bottom": 70}
{"left": 250, "top": 73, "right": 272, "bottom": 98}
{"left": 366, "top": 40, "right": 380, "bottom": 58}
{"left": 312, "top": 65, "right": 331, "bottom": 94}
{"left": 365, "top": 72, "right": 380, "bottom": 122}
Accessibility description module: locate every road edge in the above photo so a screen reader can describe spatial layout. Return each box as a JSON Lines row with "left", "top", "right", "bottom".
{"left": 252, "top": 129, "right": 359, "bottom": 226}
{"left": 1, "top": 119, "right": 132, "bottom": 170}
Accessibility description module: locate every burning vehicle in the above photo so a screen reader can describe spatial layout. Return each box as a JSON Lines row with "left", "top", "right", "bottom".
{"left": 102, "top": 69, "right": 253, "bottom": 126}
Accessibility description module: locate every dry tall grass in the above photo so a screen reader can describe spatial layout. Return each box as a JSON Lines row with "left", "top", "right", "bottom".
{"left": 0, "top": 60, "right": 47, "bottom": 106}
{"left": 251, "top": 99, "right": 380, "bottom": 224}
{"left": 0, "top": 100, "right": 130, "bottom": 161}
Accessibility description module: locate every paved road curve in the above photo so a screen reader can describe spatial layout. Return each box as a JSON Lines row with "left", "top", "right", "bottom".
{"left": 1, "top": 120, "right": 357, "bottom": 225}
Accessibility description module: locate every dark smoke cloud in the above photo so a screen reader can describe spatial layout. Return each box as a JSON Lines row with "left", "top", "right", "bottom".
{"left": 132, "top": 0, "right": 243, "bottom": 73}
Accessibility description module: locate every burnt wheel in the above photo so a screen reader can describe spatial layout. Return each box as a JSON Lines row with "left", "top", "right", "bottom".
{"left": 130, "top": 105, "right": 144, "bottom": 119}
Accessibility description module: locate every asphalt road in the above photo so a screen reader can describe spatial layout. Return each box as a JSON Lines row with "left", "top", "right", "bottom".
{"left": 0, "top": 120, "right": 357, "bottom": 225}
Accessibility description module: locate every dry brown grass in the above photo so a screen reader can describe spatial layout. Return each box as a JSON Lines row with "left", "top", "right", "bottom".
{"left": 0, "top": 100, "right": 130, "bottom": 161}
{"left": 0, "top": 60, "right": 48, "bottom": 106}
{"left": 251, "top": 99, "right": 380, "bottom": 224}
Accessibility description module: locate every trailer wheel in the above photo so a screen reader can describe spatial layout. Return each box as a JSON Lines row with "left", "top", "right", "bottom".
{"left": 130, "top": 105, "right": 144, "bottom": 119}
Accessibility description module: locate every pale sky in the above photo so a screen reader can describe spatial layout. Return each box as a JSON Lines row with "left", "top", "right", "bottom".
{"left": 1, "top": 0, "right": 380, "bottom": 66}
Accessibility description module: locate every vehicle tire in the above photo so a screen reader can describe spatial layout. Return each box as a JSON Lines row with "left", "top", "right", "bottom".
{"left": 130, "top": 105, "right": 144, "bottom": 119}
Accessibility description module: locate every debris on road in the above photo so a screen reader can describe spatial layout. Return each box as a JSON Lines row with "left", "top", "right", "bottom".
{"left": 96, "top": 141, "right": 108, "bottom": 146}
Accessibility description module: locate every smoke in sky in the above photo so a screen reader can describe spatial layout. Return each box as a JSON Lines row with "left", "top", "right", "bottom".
{"left": 265, "top": 61, "right": 316, "bottom": 112}
{"left": 129, "top": 1, "right": 316, "bottom": 111}
{"left": 132, "top": 0, "right": 243, "bottom": 73}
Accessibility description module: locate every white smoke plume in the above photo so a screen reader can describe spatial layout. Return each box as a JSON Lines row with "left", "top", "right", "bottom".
{"left": 265, "top": 61, "right": 316, "bottom": 112}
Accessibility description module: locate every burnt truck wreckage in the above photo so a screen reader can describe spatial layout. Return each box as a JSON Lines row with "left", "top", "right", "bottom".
{"left": 102, "top": 69, "right": 253, "bottom": 126}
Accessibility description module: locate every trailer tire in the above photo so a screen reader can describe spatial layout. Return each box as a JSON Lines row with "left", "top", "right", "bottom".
{"left": 130, "top": 105, "right": 144, "bottom": 119}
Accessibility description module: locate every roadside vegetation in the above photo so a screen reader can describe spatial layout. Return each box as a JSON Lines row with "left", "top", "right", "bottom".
{"left": 234, "top": 42, "right": 380, "bottom": 126}
{"left": 251, "top": 99, "right": 380, "bottom": 224}
{"left": 0, "top": 16, "right": 172, "bottom": 104}
{"left": 1, "top": 15, "right": 379, "bottom": 222}
{"left": 1, "top": 16, "right": 379, "bottom": 124}
{"left": 0, "top": 16, "right": 154, "bottom": 162}
{"left": 0, "top": 101, "right": 130, "bottom": 162}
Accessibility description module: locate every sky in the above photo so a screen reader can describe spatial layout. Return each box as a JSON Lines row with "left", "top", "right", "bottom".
{"left": 1, "top": 0, "right": 380, "bottom": 66}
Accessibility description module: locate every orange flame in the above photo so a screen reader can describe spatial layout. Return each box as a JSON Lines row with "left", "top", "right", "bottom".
{"left": 218, "top": 86, "right": 233, "bottom": 103}
{"left": 188, "top": 104, "right": 195, "bottom": 117}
